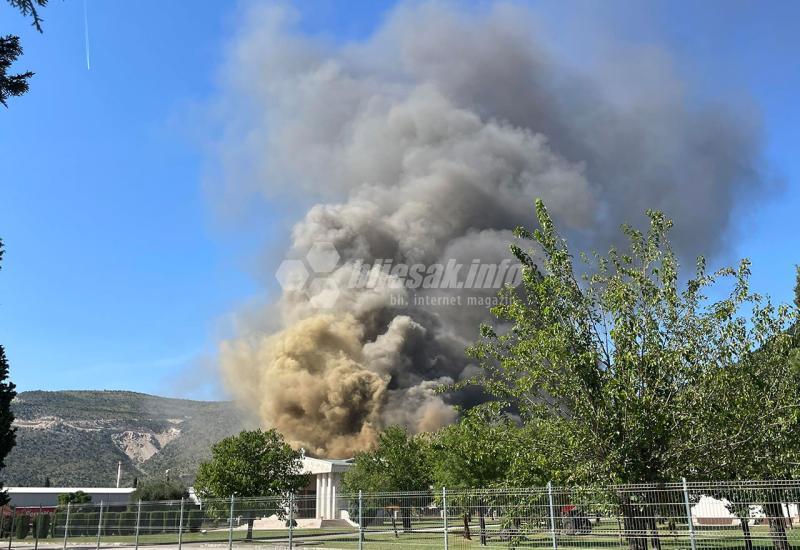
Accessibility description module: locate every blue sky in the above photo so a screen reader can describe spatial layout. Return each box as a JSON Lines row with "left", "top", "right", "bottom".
{"left": 0, "top": 0, "right": 798, "bottom": 400}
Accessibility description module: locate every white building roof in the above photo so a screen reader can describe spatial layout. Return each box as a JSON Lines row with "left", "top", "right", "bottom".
{"left": 7, "top": 487, "right": 135, "bottom": 494}
{"left": 301, "top": 457, "right": 354, "bottom": 475}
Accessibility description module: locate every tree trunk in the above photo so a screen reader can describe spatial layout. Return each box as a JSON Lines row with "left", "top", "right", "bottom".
{"left": 648, "top": 517, "right": 661, "bottom": 550}
{"left": 401, "top": 508, "right": 411, "bottom": 533}
{"left": 644, "top": 489, "right": 661, "bottom": 550}
{"left": 739, "top": 514, "right": 754, "bottom": 550}
{"left": 765, "top": 501, "right": 792, "bottom": 550}
{"left": 478, "top": 505, "right": 487, "bottom": 546}
{"left": 245, "top": 518, "right": 254, "bottom": 542}
{"left": 463, "top": 513, "right": 471, "bottom": 540}
{"left": 621, "top": 497, "right": 649, "bottom": 550}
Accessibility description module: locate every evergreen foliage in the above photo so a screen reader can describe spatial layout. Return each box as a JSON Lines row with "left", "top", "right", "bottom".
{"left": 0, "top": 242, "right": 16, "bottom": 506}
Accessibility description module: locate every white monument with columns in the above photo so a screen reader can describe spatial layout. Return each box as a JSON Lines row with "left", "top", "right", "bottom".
{"left": 301, "top": 457, "right": 354, "bottom": 520}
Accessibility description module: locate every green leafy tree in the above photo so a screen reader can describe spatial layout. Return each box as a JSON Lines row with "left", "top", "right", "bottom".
{"left": 0, "top": 35, "right": 31, "bottom": 106}
{"left": 2, "top": 1, "right": 46, "bottom": 106}
{"left": 57, "top": 490, "right": 91, "bottom": 506}
{"left": 468, "top": 200, "right": 797, "bottom": 549}
{"left": 130, "top": 478, "right": 188, "bottom": 502}
{"left": 794, "top": 265, "right": 800, "bottom": 310}
{"left": 429, "top": 405, "right": 524, "bottom": 542}
{"left": 690, "top": 345, "right": 800, "bottom": 550}
{"left": 342, "top": 426, "right": 431, "bottom": 493}
{"left": 147, "top": 511, "right": 164, "bottom": 534}
{"left": 430, "top": 405, "right": 519, "bottom": 490}
{"left": 673, "top": 274, "right": 800, "bottom": 550}
{"left": 33, "top": 513, "right": 50, "bottom": 539}
{"left": 193, "top": 429, "right": 307, "bottom": 541}
{"left": 14, "top": 514, "right": 29, "bottom": 539}
{"left": 342, "top": 426, "right": 431, "bottom": 533}
{"left": 0, "top": 242, "right": 15, "bottom": 506}
{"left": 7, "top": 0, "right": 44, "bottom": 28}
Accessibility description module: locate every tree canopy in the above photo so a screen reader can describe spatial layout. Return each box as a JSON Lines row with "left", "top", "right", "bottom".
{"left": 194, "top": 429, "right": 307, "bottom": 540}
{"left": 0, "top": 241, "right": 15, "bottom": 506}
{"left": 341, "top": 426, "right": 432, "bottom": 534}
{"left": 1, "top": 0, "right": 46, "bottom": 107}
{"left": 57, "top": 490, "right": 91, "bottom": 506}
{"left": 341, "top": 426, "right": 431, "bottom": 494}
{"left": 194, "top": 429, "right": 307, "bottom": 499}
{"left": 130, "top": 478, "right": 188, "bottom": 502}
{"left": 428, "top": 404, "right": 521, "bottom": 490}
{"left": 467, "top": 200, "right": 798, "bottom": 486}
{"left": 7, "top": 1, "right": 45, "bottom": 31}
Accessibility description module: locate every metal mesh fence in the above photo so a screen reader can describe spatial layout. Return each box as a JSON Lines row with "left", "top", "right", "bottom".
{"left": 4, "top": 480, "right": 800, "bottom": 549}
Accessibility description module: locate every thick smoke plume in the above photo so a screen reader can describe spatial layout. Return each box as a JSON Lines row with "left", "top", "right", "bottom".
{"left": 216, "top": 3, "right": 764, "bottom": 457}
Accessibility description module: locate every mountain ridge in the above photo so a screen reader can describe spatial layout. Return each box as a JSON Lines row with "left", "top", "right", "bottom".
{"left": 4, "top": 390, "right": 252, "bottom": 487}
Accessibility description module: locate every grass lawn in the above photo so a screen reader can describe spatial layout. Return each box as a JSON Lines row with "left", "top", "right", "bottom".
{"left": 16, "top": 519, "right": 800, "bottom": 549}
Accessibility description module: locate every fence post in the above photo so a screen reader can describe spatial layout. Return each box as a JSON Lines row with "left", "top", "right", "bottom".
{"left": 442, "top": 487, "right": 449, "bottom": 550}
{"left": 62, "top": 502, "right": 71, "bottom": 550}
{"left": 7, "top": 506, "right": 14, "bottom": 550}
{"left": 358, "top": 490, "right": 363, "bottom": 550}
{"left": 134, "top": 499, "right": 141, "bottom": 550}
{"left": 95, "top": 501, "right": 104, "bottom": 550}
{"left": 178, "top": 497, "right": 184, "bottom": 550}
{"left": 288, "top": 493, "right": 294, "bottom": 550}
{"left": 227, "top": 495, "right": 235, "bottom": 550}
{"left": 547, "top": 481, "right": 558, "bottom": 550}
{"left": 34, "top": 504, "right": 42, "bottom": 550}
{"left": 682, "top": 477, "right": 697, "bottom": 550}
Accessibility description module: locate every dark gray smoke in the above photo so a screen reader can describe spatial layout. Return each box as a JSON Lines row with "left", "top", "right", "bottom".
{"left": 216, "top": 2, "right": 764, "bottom": 457}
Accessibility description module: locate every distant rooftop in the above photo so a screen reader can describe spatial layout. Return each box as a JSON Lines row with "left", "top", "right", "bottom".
{"left": 301, "top": 457, "right": 354, "bottom": 474}
{"left": 7, "top": 487, "right": 135, "bottom": 493}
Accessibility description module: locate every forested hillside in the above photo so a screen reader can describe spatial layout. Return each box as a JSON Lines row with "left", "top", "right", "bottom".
{"left": 3, "top": 390, "right": 251, "bottom": 486}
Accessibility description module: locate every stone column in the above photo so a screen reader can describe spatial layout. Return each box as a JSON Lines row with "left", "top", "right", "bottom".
{"left": 316, "top": 474, "right": 322, "bottom": 519}
{"left": 319, "top": 474, "right": 326, "bottom": 519}
{"left": 331, "top": 474, "right": 337, "bottom": 519}
{"left": 322, "top": 473, "right": 330, "bottom": 519}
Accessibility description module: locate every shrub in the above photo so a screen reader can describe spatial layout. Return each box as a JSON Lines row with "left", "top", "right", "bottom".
{"left": 52, "top": 510, "right": 78, "bottom": 537}
{"left": 84, "top": 512, "right": 100, "bottom": 536}
{"left": 140, "top": 511, "right": 148, "bottom": 534}
{"left": 57, "top": 491, "right": 92, "bottom": 506}
{"left": 33, "top": 514, "right": 51, "bottom": 539}
{"left": 67, "top": 512, "right": 83, "bottom": 536}
{"left": 31, "top": 515, "right": 41, "bottom": 539}
{"left": 163, "top": 510, "right": 179, "bottom": 532}
{"left": 102, "top": 511, "right": 118, "bottom": 536}
{"left": 82, "top": 511, "right": 95, "bottom": 536}
{"left": 187, "top": 509, "right": 204, "bottom": 532}
{"left": 81, "top": 512, "right": 100, "bottom": 536}
{"left": 130, "top": 480, "right": 188, "bottom": 503}
{"left": 0, "top": 514, "right": 12, "bottom": 538}
{"left": 89, "top": 512, "right": 101, "bottom": 536}
{"left": 149, "top": 511, "right": 165, "bottom": 534}
{"left": 15, "top": 514, "right": 30, "bottom": 539}
{"left": 119, "top": 511, "right": 136, "bottom": 536}
{"left": 51, "top": 512, "right": 63, "bottom": 537}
